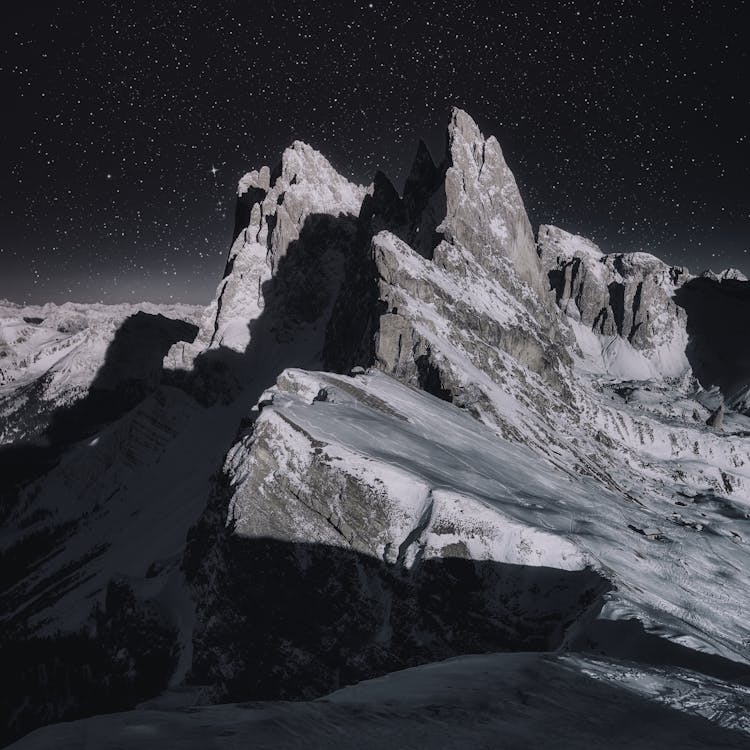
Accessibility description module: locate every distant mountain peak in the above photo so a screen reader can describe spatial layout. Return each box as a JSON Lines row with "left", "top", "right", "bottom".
{"left": 702, "top": 267, "right": 748, "bottom": 282}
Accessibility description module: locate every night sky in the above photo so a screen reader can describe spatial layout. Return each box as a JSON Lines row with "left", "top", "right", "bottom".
{"left": 1, "top": 0, "right": 747, "bottom": 304}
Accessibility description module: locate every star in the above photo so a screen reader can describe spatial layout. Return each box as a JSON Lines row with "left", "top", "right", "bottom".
{"left": 1, "top": 1, "right": 747, "bottom": 304}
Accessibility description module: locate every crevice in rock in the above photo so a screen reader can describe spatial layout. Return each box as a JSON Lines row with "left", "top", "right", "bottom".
{"left": 415, "top": 354, "right": 453, "bottom": 403}
{"left": 628, "top": 281, "right": 644, "bottom": 343}
{"left": 209, "top": 279, "right": 227, "bottom": 348}
{"left": 593, "top": 307, "right": 609, "bottom": 334}
{"left": 547, "top": 266, "right": 566, "bottom": 302}
{"left": 232, "top": 186, "right": 266, "bottom": 245}
{"left": 607, "top": 281, "right": 625, "bottom": 336}
{"left": 395, "top": 493, "right": 434, "bottom": 566}
{"left": 264, "top": 211, "right": 277, "bottom": 251}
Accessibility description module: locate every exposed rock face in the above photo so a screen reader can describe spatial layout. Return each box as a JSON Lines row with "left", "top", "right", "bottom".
{"left": 538, "top": 224, "right": 691, "bottom": 378}
{"left": 356, "top": 110, "right": 552, "bottom": 302}
{"left": 365, "top": 230, "right": 571, "bottom": 409}
{"left": 186, "top": 369, "right": 609, "bottom": 700}
{"left": 174, "top": 107, "right": 569, "bottom": 415}
{"left": 439, "top": 109, "right": 551, "bottom": 303}
{"left": 164, "top": 142, "right": 369, "bottom": 372}
{"left": 706, "top": 402, "right": 725, "bottom": 429}
{"left": 325, "top": 110, "right": 569, "bottom": 417}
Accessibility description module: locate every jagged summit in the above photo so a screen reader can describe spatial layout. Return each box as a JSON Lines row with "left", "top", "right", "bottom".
{"left": 437, "top": 108, "right": 550, "bottom": 301}
{"left": 168, "top": 140, "right": 370, "bottom": 368}
{"left": 168, "top": 108, "right": 750, "bottom": 400}
{"left": 4, "top": 109, "right": 750, "bottom": 747}
{"left": 164, "top": 106, "right": 749, "bottom": 463}
{"left": 166, "top": 108, "right": 556, "bottom": 376}
{"left": 701, "top": 267, "right": 748, "bottom": 282}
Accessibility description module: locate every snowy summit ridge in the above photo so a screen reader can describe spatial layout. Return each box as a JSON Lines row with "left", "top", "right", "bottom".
{"left": 3, "top": 109, "right": 750, "bottom": 748}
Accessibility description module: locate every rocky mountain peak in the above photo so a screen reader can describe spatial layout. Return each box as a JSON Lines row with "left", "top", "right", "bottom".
{"left": 702, "top": 268, "right": 748, "bottom": 282}
{"left": 278, "top": 141, "right": 368, "bottom": 214}
{"left": 446, "top": 106, "right": 484, "bottom": 156}
{"left": 173, "top": 108, "right": 603, "bottom": 390}
{"left": 237, "top": 141, "right": 368, "bottom": 218}
{"left": 438, "top": 108, "right": 550, "bottom": 302}
{"left": 404, "top": 139, "right": 439, "bottom": 192}
{"left": 538, "top": 225, "right": 692, "bottom": 379}
{"left": 166, "top": 143, "right": 369, "bottom": 369}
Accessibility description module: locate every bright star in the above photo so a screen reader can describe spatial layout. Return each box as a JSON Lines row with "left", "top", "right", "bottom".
{"left": 210, "top": 165, "right": 218, "bottom": 176}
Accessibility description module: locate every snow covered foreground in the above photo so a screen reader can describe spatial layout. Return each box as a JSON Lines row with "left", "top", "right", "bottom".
{"left": 12, "top": 653, "right": 750, "bottom": 749}
{"left": 12, "top": 364, "right": 750, "bottom": 747}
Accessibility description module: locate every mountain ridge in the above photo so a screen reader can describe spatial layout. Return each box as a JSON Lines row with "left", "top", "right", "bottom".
{"left": 2, "top": 108, "right": 750, "bottom": 747}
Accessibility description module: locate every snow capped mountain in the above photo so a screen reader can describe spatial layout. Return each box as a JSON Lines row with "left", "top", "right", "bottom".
{"left": 3, "top": 109, "right": 750, "bottom": 747}
{"left": 702, "top": 268, "right": 748, "bottom": 282}
{"left": 165, "top": 141, "right": 369, "bottom": 371}
{"left": 538, "top": 224, "right": 692, "bottom": 380}
{"left": 0, "top": 301, "right": 201, "bottom": 445}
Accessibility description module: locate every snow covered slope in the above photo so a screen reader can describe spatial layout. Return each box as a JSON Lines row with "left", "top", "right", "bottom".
{"left": 188, "top": 368, "right": 750, "bottom": 694}
{"left": 0, "top": 301, "right": 201, "bottom": 445}
{"left": 3, "top": 108, "right": 750, "bottom": 747}
{"left": 10, "top": 653, "right": 750, "bottom": 749}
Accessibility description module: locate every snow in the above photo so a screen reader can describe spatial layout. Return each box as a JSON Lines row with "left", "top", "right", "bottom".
{"left": 0, "top": 301, "right": 203, "bottom": 444}
{"left": 538, "top": 224, "right": 604, "bottom": 261}
{"left": 10, "top": 652, "right": 749, "bottom": 749}
{"left": 570, "top": 320, "right": 690, "bottom": 380}
{"left": 224, "top": 367, "right": 750, "bottom": 675}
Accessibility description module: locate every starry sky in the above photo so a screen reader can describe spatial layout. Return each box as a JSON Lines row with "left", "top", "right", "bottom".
{"left": 1, "top": 0, "right": 747, "bottom": 304}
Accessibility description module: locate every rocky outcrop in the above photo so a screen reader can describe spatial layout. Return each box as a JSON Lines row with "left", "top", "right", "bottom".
{"left": 538, "top": 224, "right": 691, "bottom": 377}
{"left": 184, "top": 369, "right": 609, "bottom": 702}
{"left": 439, "top": 109, "right": 551, "bottom": 303}
{"left": 702, "top": 268, "right": 748, "bottom": 282}
{"left": 706, "top": 402, "right": 725, "bottom": 429}
{"left": 366, "top": 231, "right": 571, "bottom": 404}
{"left": 164, "top": 142, "right": 369, "bottom": 372}
{"left": 325, "top": 111, "right": 569, "bottom": 419}
{"left": 169, "top": 108, "right": 571, "bottom": 418}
